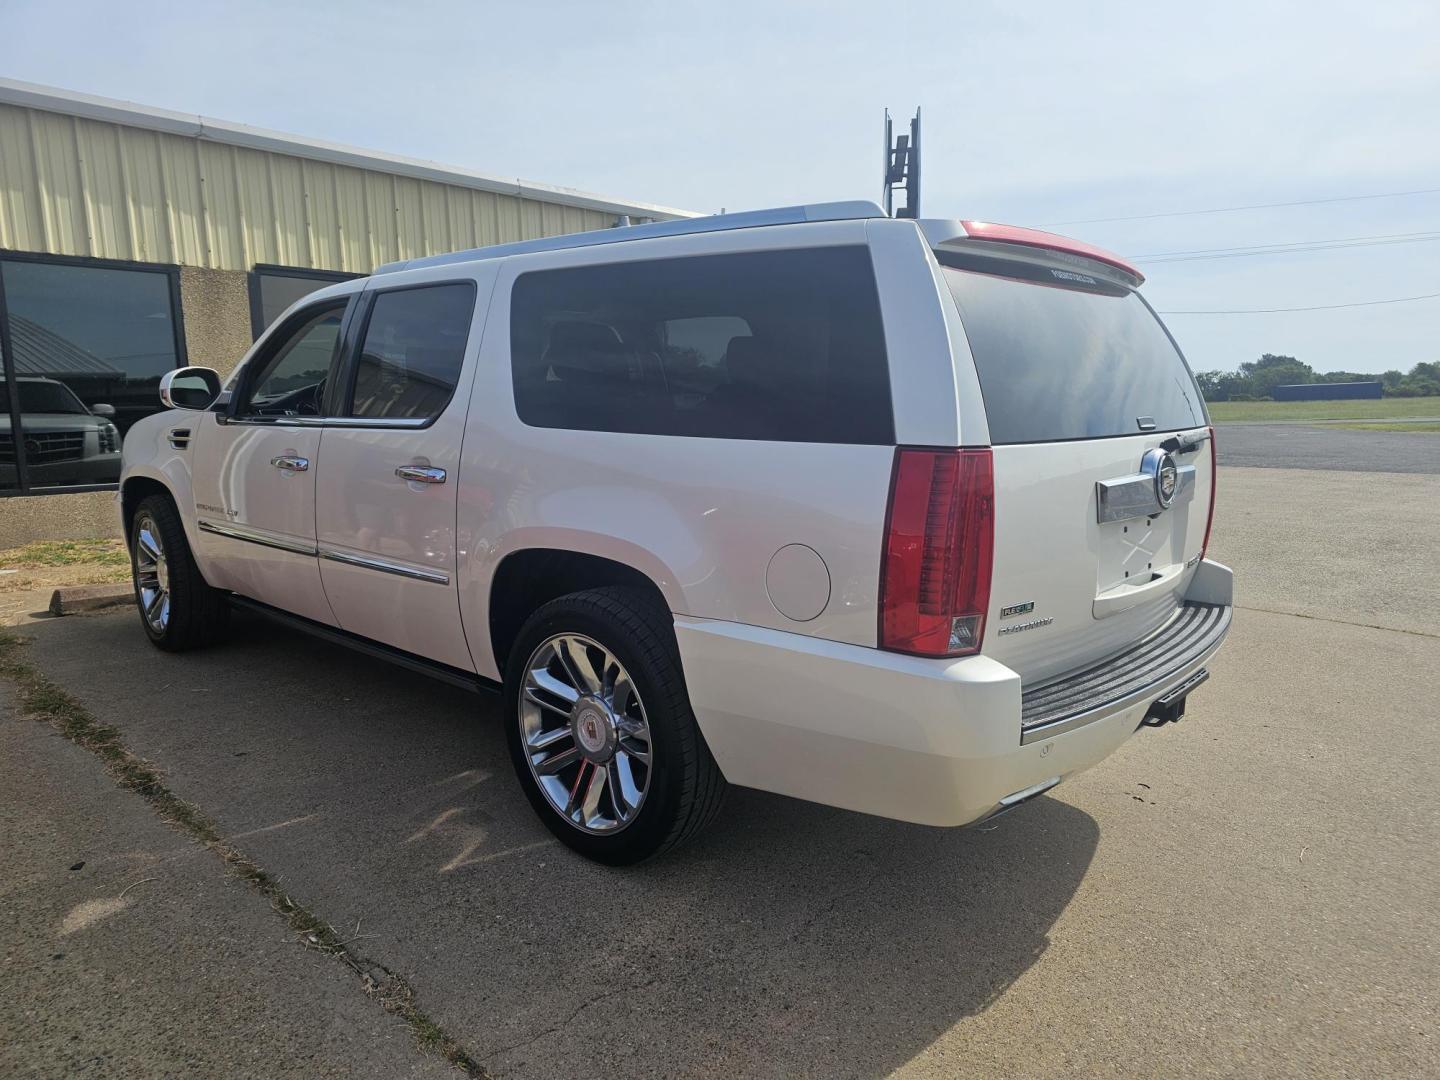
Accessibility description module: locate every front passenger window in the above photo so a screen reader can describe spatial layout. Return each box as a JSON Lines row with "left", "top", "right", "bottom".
{"left": 347, "top": 284, "right": 475, "bottom": 421}
{"left": 241, "top": 303, "right": 346, "bottom": 416}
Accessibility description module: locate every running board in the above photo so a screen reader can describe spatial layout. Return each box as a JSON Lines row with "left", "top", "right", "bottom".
{"left": 226, "top": 595, "right": 500, "bottom": 695}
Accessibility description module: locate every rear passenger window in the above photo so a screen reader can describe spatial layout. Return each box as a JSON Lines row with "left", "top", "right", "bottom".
{"left": 348, "top": 283, "right": 476, "bottom": 420}
{"left": 509, "top": 247, "right": 893, "bottom": 443}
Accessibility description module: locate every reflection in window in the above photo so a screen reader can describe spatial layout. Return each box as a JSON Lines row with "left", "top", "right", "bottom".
{"left": 0, "top": 258, "right": 180, "bottom": 491}
{"left": 250, "top": 267, "right": 358, "bottom": 338}
{"left": 349, "top": 284, "right": 475, "bottom": 420}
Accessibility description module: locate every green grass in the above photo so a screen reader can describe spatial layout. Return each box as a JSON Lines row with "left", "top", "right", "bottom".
{"left": 0, "top": 539, "right": 129, "bottom": 568}
{"left": 1332, "top": 421, "right": 1440, "bottom": 433}
{"left": 1207, "top": 396, "right": 1440, "bottom": 422}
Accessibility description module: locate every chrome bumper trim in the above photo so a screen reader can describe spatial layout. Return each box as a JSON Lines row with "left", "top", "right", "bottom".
{"left": 1019, "top": 602, "right": 1231, "bottom": 745}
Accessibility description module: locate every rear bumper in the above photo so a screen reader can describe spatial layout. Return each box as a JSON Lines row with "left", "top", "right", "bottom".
{"left": 674, "top": 558, "right": 1233, "bottom": 828}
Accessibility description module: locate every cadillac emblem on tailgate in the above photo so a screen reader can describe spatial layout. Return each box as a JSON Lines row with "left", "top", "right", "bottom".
{"left": 1153, "top": 451, "right": 1179, "bottom": 508}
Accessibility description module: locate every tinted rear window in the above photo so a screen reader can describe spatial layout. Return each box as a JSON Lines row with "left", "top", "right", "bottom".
{"left": 942, "top": 258, "right": 1204, "bottom": 444}
{"left": 510, "top": 247, "right": 893, "bottom": 443}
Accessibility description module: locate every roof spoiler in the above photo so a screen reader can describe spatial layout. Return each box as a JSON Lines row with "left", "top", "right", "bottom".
{"left": 919, "top": 219, "right": 1144, "bottom": 287}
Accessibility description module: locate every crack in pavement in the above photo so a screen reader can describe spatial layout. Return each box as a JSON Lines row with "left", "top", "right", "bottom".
{"left": 1234, "top": 604, "right": 1440, "bottom": 640}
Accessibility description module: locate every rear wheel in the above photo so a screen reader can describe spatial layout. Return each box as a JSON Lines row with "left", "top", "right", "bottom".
{"left": 503, "top": 587, "right": 726, "bottom": 864}
{"left": 130, "top": 494, "right": 228, "bottom": 651}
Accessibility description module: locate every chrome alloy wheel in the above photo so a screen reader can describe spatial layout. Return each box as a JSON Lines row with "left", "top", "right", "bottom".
{"left": 519, "top": 633, "right": 653, "bottom": 834}
{"left": 133, "top": 514, "right": 171, "bottom": 633}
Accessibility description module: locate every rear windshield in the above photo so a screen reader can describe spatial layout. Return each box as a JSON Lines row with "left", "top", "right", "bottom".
{"left": 942, "top": 256, "right": 1205, "bottom": 444}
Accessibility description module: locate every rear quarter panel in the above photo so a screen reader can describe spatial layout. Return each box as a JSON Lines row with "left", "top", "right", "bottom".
{"left": 456, "top": 222, "right": 905, "bottom": 680}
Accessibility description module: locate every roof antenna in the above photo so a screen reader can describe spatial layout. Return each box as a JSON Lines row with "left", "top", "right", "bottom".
{"left": 882, "top": 107, "right": 921, "bottom": 219}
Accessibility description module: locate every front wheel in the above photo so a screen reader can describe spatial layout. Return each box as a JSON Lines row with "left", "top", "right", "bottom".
{"left": 130, "top": 493, "right": 229, "bottom": 651}
{"left": 503, "top": 587, "right": 726, "bottom": 864}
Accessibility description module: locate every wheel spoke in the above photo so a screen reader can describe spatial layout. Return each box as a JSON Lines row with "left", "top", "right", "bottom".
{"left": 565, "top": 760, "right": 592, "bottom": 815}
{"left": 523, "top": 689, "right": 569, "bottom": 717}
{"left": 610, "top": 671, "right": 635, "bottom": 715}
{"left": 537, "top": 744, "right": 581, "bottom": 776}
{"left": 561, "top": 637, "right": 603, "bottom": 695}
{"left": 530, "top": 664, "right": 580, "bottom": 704}
{"left": 581, "top": 761, "right": 607, "bottom": 822}
{"left": 527, "top": 725, "right": 573, "bottom": 751}
{"left": 137, "top": 530, "right": 161, "bottom": 565}
{"left": 144, "top": 587, "right": 167, "bottom": 623}
{"left": 618, "top": 734, "right": 650, "bottom": 764}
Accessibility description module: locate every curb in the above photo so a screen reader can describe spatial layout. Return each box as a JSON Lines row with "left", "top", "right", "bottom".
{"left": 49, "top": 584, "right": 133, "bottom": 617}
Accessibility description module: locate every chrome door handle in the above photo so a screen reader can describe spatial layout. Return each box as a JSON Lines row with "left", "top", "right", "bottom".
{"left": 395, "top": 465, "right": 447, "bottom": 484}
{"left": 270, "top": 455, "right": 310, "bottom": 472}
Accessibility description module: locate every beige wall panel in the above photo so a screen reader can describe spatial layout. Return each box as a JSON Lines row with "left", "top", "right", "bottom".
{"left": 179, "top": 266, "right": 253, "bottom": 377}
{"left": 0, "top": 491, "right": 120, "bottom": 547}
{"left": 0, "top": 102, "right": 669, "bottom": 276}
{"left": 332, "top": 164, "right": 368, "bottom": 273}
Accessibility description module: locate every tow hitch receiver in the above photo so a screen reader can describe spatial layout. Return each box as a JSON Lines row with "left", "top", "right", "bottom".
{"left": 1143, "top": 668, "right": 1209, "bottom": 727}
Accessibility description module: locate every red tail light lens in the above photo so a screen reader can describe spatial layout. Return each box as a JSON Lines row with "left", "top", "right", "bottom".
{"left": 1200, "top": 425, "right": 1217, "bottom": 560}
{"left": 879, "top": 448, "right": 995, "bottom": 657}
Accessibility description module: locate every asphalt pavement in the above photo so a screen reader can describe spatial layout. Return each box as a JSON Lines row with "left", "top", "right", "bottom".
{"left": 3, "top": 465, "right": 1438, "bottom": 1078}
{"left": 1217, "top": 421, "right": 1440, "bottom": 472}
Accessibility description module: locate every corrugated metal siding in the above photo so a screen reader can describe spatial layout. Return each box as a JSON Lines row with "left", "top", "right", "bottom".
{"left": 0, "top": 102, "right": 625, "bottom": 272}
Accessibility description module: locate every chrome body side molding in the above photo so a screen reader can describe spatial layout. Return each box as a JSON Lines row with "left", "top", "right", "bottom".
{"left": 318, "top": 548, "right": 450, "bottom": 585}
{"left": 197, "top": 519, "right": 317, "bottom": 557}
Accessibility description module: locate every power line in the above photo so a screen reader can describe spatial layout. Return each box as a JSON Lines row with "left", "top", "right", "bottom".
{"left": 1138, "top": 233, "right": 1440, "bottom": 264}
{"left": 1042, "top": 186, "right": 1440, "bottom": 227}
{"left": 1157, "top": 291, "right": 1440, "bottom": 315}
{"left": 1133, "top": 229, "right": 1440, "bottom": 260}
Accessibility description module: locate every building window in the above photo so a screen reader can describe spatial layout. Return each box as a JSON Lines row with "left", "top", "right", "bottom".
{"left": 248, "top": 265, "right": 360, "bottom": 339}
{"left": 0, "top": 253, "right": 185, "bottom": 495}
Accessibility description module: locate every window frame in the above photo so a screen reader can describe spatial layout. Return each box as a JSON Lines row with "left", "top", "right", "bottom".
{"left": 0, "top": 249, "right": 187, "bottom": 498}
{"left": 329, "top": 279, "right": 479, "bottom": 431}
{"left": 247, "top": 264, "right": 362, "bottom": 340}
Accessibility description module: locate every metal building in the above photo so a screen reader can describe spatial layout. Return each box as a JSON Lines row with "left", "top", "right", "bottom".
{"left": 0, "top": 79, "right": 693, "bottom": 544}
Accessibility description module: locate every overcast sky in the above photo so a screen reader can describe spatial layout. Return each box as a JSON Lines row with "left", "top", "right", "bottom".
{"left": 4, "top": 0, "right": 1437, "bottom": 374}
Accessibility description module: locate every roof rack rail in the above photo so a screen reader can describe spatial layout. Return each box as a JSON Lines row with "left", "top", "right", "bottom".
{"left": 373, "top": 200, "right": 887, "bottom": 274}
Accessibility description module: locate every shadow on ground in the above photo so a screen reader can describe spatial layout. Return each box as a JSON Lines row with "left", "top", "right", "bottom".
{"left": 22, "top": 610, "right": 1098, "bottom": 1078}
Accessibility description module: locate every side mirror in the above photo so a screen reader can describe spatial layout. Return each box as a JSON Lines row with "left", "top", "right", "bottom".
{"left": 90, "top": 402, "right": 116, "bottom": 418}
{"left": 160, "top": 367, "right": 222, "bottom": 411}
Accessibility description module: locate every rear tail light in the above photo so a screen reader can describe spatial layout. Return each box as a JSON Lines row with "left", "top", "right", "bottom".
{"left": 879, "top": 447, "right": 995, "bottom": 657}
{"left": 1201, "top": 425, "right": 1217, "bottom": 560}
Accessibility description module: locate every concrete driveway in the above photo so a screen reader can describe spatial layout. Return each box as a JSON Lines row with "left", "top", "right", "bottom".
{"left": 3, "top": 465, "right": 1438, "bottom": 1078}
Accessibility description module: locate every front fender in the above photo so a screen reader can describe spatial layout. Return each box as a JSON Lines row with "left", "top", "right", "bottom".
{"left": 119, "top": 410, "right": 205, "bottom": 569}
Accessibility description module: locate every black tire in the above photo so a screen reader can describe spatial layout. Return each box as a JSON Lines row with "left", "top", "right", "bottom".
{"left": 129, "top": 493, "right": 229, "bottom": 652}
{"left": 503, "top": 586, "right": 726, "bottom": 865}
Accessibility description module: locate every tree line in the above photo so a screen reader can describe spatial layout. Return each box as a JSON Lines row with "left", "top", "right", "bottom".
{"left": 1194, "top": 355, "right": 1440, "bottom": 401}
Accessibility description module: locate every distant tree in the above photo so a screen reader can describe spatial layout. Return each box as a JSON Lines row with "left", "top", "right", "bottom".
{"left": 1381, "top": 369, "right": 1406, "bottom": 390}
{"left": 1238, "top": 354, "right": 1315, "bottom": 398}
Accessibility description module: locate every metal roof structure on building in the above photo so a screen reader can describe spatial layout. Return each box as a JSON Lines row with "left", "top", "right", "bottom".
{"left": 0, "top": 79, "right": 697, "bottom": 275}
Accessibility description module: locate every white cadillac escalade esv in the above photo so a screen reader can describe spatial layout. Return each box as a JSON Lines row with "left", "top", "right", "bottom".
{"left": 118, "top": 202, "right": 1232, "bottom": 864}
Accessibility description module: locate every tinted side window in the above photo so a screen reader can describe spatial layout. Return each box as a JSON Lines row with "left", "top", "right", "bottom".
{"left": 348, "top": 284, "right": 476, "bottom": 420}
{"left": 241, "top": 303, "right": 346, "bottom": 417}
{"left": 510, "top": 247, "right": 893, "bottom": 444}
